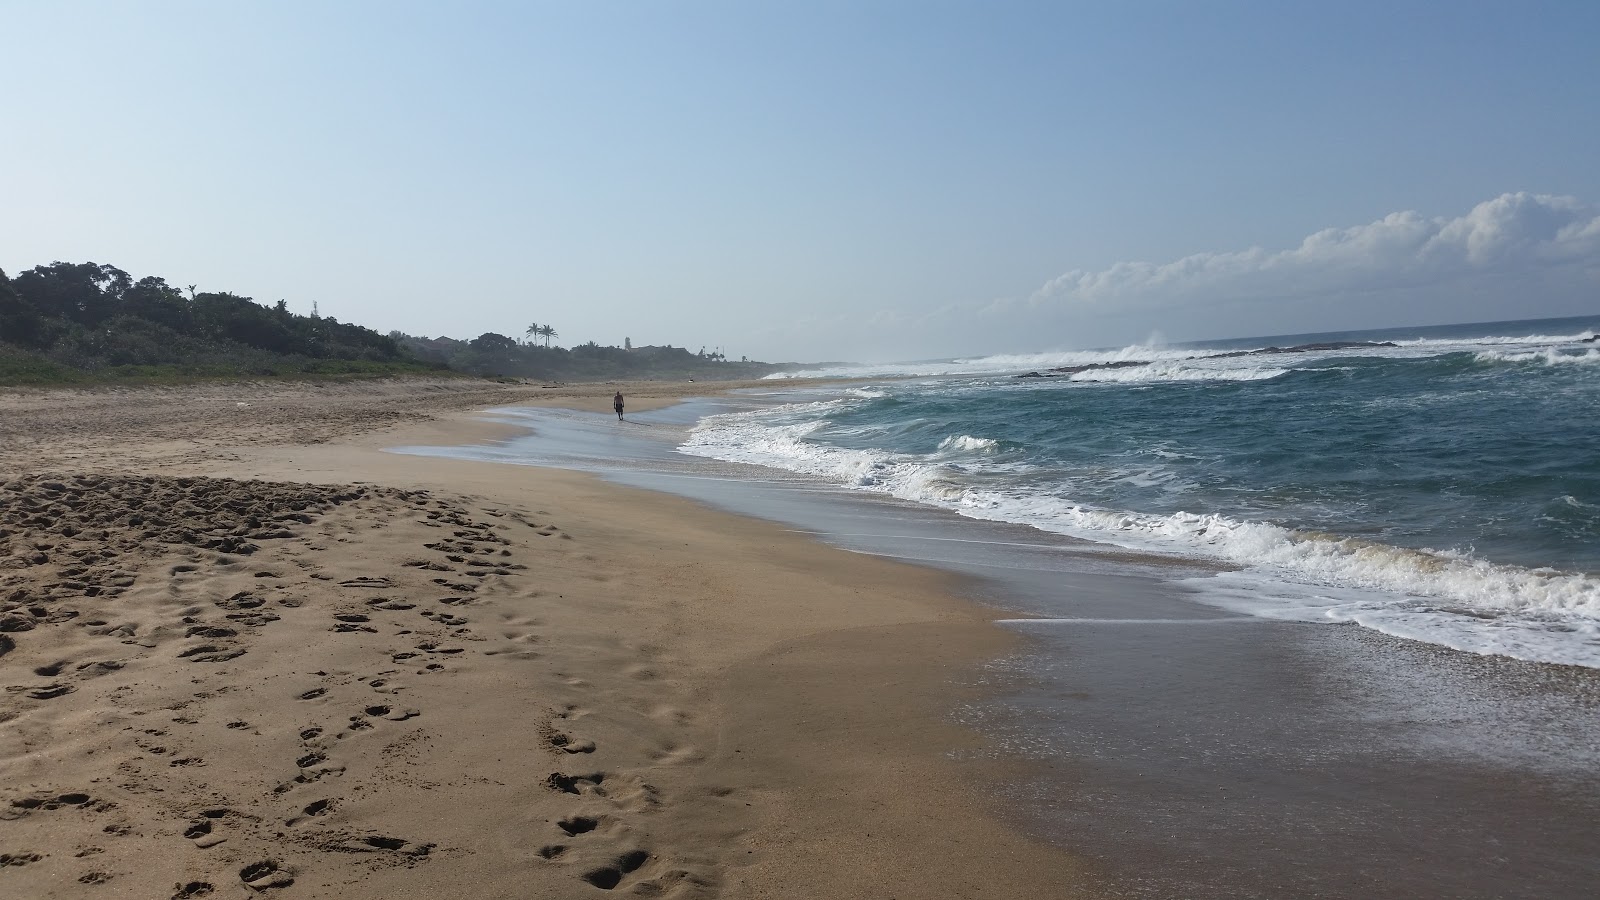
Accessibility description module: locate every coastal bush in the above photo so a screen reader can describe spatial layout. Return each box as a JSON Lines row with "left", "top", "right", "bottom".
{"left": 1, "top": 260, "right": 792, "bottom": 385}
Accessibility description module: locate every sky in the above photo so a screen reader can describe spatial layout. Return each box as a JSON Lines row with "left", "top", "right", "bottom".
{"left": 3, "top": 1, "right": 1598, "bottom": 362}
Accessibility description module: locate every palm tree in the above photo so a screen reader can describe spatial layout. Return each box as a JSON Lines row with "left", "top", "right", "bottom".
{"left": 524, "top": 322, "right": 539, "bottom": 345}
{"left": 538, "top": 324, "right": 558, "bottom": 348}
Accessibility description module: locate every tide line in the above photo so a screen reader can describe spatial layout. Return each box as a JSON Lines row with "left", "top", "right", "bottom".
{"left": 996, "top": 616, "right": 1262, "bottom": 625}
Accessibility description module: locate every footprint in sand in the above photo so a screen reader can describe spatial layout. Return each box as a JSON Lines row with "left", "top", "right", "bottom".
{"left": 5, "top": 792, "right": 96, "bottom": 819}
{"left": 337, "top": 835, "right": 433, "bottom": 857}
{"left": 331, "top": 613, "right": 376, "bottom": 634}
{"left": 27, "top": 683, "right": 76, "bottom": 700}
{"left": 284, "top": 797, "right": 337, "bottom": 827}
{"left": 76, "top": 660, "right": 126, "bottom": 677}
{"left": 338, "top": 576, "right": 391, "bottom": 589}
{"left": 226, "top": 611, "right": 280, "bottom": 626}
{"left": 214, "top": 591, "right": 264, "bottom": 610}
{"left": 421, "top": 610, "right": 468, "bottom": 627}
{"left": 582, "top": 850, "right": 652, "bottom": 891}
{"left": 546, "top": 732, "right": 596, "bottom": 754}
{"left": 546, "top": 772, "right": 607, "bottom": 795}
{"left": 556, "top": 815, "right": 601, "bottom": 837}
{"left": 549, "top": 771, "right": 660, "bottom": 812}
{"left": 183, "top": 818, "right": 226, "bottom": 848}
{"left": 362, "top": 704, "right": 420, "bottom": 722}
{"left": 239, "top": 860, "right": 293, "bottom": 890}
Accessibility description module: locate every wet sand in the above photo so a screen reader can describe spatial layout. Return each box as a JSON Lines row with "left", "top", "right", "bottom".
{"left": 419, "top": 397, "right": 1600, "bottom": 900}
{"left": 0, "top": 378, "right": 1088, "bottom": 898}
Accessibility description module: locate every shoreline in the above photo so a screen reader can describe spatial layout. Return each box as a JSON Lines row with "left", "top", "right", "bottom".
{"left": 0, "top": 378, "right": 1090, "bottom": 898}
{"left": 433, "top": 387, "right": 1600, "bottom": 899}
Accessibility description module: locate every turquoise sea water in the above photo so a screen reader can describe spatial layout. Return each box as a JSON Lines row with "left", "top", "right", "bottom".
{"left": 682, "top": 316, "right": 1600, "bottom": 667}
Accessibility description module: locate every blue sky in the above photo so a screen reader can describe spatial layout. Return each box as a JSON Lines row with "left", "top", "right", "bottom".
{"left": 4, "top": 1, "right": 1598, "bottom": 361}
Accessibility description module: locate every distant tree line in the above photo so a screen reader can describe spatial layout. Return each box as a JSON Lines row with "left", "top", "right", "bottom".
{"left": 391, "top": 331, "right": 780, "bottom": 380}
{"left": 0, "top": 261, "right": 786, "bottom": 385}
{"left": 0, "top": 262, "right": 428, "bottom": 384}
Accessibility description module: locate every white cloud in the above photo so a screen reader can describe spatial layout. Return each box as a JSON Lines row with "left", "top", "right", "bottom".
{"left": 744, "top": 193, "right": 1600, "bottom": 361}
{"left": 1029, "top": 192, "right": 1600, "bottom": 312}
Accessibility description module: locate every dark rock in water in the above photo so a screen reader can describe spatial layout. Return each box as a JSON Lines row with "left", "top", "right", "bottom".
{"left": 1227, "top": 340, "right": 1400, "bottom": 357}
{"left": 1044, "top": 359, "right": 1149, "bottom": 376}
{"left": 1016, "top": 339, "right": 1404, "bottom": 379}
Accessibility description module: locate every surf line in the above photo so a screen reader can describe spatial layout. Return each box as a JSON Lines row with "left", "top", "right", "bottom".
{"left": 996, "top": 616, "right": 1261, "bottom": 625}
{"left": 784, "top": 529, "right": 1070, "bottom": 551}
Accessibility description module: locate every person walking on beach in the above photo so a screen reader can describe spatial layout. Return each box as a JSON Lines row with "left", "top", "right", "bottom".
{"left": 613, "top": 391, "right": 625, "bottom": 421}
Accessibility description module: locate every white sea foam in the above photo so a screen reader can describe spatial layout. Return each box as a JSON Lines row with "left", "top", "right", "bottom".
{"left": 1398, "top": 330, "right": 1597, "bottom": 350}
{"left": 1177, "top": 571, "right": 1600, "bottom": 668}
{"left": 1474, "top": 347, "right": 1600, "bottom": 366}
{"left": 936, "top": 434, "right": 1001, "bottom": 453}
{"left": 765, "top": 329, "right": 1600, "bottom": 380}
{"left": 1068, "top": 361, "right": 1291, "bottom": 383}
{"left": 680, "top": 404, "right": 1600, "bottom": 668}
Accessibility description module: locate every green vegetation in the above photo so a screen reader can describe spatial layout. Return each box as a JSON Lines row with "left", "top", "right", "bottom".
{"left": 0, "top": 262, "right": 435, "bottom": 386}
{"left": 0, "top": 261, "right": 787, "bottom": 386}
{"left": 393, "top": 331, "right": 780, "bottom": 381}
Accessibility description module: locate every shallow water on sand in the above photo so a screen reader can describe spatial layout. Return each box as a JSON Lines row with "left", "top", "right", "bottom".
{"left": 395, "top": 401, "right": 1600, "bottom": 899}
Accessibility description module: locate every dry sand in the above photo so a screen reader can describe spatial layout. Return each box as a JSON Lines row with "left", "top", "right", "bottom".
{"left": 1, "top": 378, "right": 1087, "bottom": 898}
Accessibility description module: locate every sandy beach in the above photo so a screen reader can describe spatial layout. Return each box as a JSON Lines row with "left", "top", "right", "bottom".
{"left": 0, "top": 378, "right": 1085, "bottom": 899}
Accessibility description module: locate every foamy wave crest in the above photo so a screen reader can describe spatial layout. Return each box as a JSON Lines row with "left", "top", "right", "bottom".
{"left": 956, "top": 345, "right": 1213, "bottom": 371}
{"left": 1474, "top": 348, "right": 1600, "bottom": 366}
{"left": 763, "top": 343, "right": 1217, "bottom": 379}
{"left": 765, "top": 329, "right": 1600, "bottom": 381}
{"left": 1401, "top": 330, "right": 1598, "bottom": 350}
{"left": 1069, "top": 361, "right": 1291, "bottom": 383}
{"left": 681, "top": 406, "right": 1600, "bottom": 667}
{"left": 937, "top": 434, "right": 1000, "bottom": 453}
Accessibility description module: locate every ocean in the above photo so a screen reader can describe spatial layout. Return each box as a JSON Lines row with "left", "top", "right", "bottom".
{"left": 394, "top": 313, "right": 1600, "bottom": 897}
{"left": 684, "top": 315, "right": 1600, "bottom": 669}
